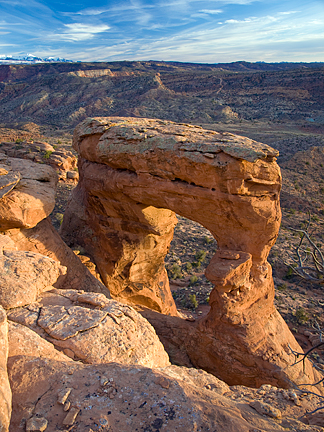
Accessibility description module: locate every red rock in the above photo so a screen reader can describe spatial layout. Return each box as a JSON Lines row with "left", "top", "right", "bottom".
{"left": 60, "top": 117, "right": 317, "bottom": 387}
{"left": 5, "top": 217, "right": 109, "bottom": 296}
{"left": 8, "top": 321, "right": 72, "bottom": 362}
{"left": 7, "top": 288, "right": 170, "bottom": 368}
{"left": 0, "top": 157, "right": 57, "bottom": 230}
{"left": 9, "top": 356, "right": 320, "bottom": 432}
{"left": 0, "top": 247, "right": 66, "bottom": 309}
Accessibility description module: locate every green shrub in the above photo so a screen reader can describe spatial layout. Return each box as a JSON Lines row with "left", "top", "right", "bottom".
{"left": 204, "top": 236, "right": 213, "bottom": 244}
{"left": 277, "top": 283, "right": 287, "bottom": 291}
{"left": 189, "top": 294, "right": 198, "bottom": 309}
{"left": 43, "top": 150, "right": 53, "bottom": 159}
{"left": 185, "top": 262, "right": 192, "bottom": 272}
{"left": 15, "top": 138, "right": 24, "bottom": 144}
{"left": 285, "top": 267, "right": 294, "bottom": 279}
{"left": 195, "top": 250, "right": 206, "bottom": 262}
{"left": 295, "top": 307, "right": 309, "bottom": 324}
{"left": 189, "top": 275, "right": 198, "bottom": 285}
{"left": 170, "top": 264, "right": 182, "bottom": 279}
{"left": 55, "top": 213, "right": 64, "bottom": 225}
{"left": 193, "top": 250, "right": 207, "bottom": 269}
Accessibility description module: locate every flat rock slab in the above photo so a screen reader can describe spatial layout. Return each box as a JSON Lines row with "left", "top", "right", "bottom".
{"left": 0, "top": 171, "right": 20, "bottom": 199}
{"left": 38, "top": 305, "right": 107, "bottom": 340}
{"left": 8, "top": 288, "right": 170, "bottom": 368}
{"left": 74, "top": 116, "right": 279, "bottom": 164}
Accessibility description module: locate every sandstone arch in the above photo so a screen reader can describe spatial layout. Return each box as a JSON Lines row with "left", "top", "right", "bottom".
{"left": 61, "top": 117, "right": 316, "bottom": 388}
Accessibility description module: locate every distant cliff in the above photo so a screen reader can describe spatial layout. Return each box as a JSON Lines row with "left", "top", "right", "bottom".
{"left": 0, "top": 60, "right": 323, "bottom": 135}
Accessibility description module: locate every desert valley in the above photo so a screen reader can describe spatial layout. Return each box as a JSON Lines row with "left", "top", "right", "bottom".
{"left": 1, "top": 60, "right": 324, "bottom": 431}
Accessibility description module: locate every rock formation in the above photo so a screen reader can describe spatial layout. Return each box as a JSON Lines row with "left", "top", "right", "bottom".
{"left": 0, "top": 151, "right": 108, "bottom": 295}
{"left": 0, "top": 128, "right": 323, "bottom": 429}
{"left": 61, "top": 116, "right": 316, "bottom": 388}
{"left": 0, "top": 156, "right": 57, "bottom": 230}
{"left": 0, "top": 140, "right": 77, "bottom": 180}
{"left": 5, "top": 217, "right": 109, "bottom": 295}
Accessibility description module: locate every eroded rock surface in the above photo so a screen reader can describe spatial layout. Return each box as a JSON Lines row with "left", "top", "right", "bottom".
{"left": 0, "top": 141, "right": 77, "bottom": 180}
{"left": 0, "top": 155, "right": 57, "bottom": 229}
{"left": 0, "top": 240, "right": 66, "bottom": 309}
{"left": 5, "top": 217, "right": 109, "bottom": 296}
{"left": 0, "top": 306, "right": 11, "bottom": 432}
{"left": 8, "top": 321, "right": 71, "bottom": 362}
{"left": 60, "top": 117, "right": 316, "bottom": 387}
{"left": 7, "top": 288, "right": 170, "bottom": 368}
{"left": 8, "top": 357, "right": 323, "bottom": 432}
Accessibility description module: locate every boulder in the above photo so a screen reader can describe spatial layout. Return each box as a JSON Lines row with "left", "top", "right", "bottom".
{"left": 0, "top": 234, "right": 16, "bottom": 253}
{"left": 7, "top": 288, "right": 170, "bottom": 368}
{"left": 0, "top": 156, "right": 57, "bottom": 230}
{"left": 5, "top": 217, "right": 110, "bottom": 296}
{"left": 60, "top": 117, "right": 315, "bottom": 387}
{"left": 0, "top": 306, "right": 11, "bottom": 432}
{"left": 0, "top": 245, "right": 66, "bottom": 309}
{"left": 8, "top": 356, "right": 323, "bottom": 432}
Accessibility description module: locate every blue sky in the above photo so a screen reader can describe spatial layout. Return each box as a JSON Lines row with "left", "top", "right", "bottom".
{"left": 1, "top": 0, "right": 324, "bottom": 63}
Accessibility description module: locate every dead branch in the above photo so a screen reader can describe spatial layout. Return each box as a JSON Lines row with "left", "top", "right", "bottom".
{"left": 284, "top": 212, "right": 324, "bottom": 284}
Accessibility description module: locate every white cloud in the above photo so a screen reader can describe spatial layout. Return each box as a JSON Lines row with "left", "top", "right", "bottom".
{"left": 73, "top": 6, "right": 324, "bottom": 63}
{"left": 278, "top": 11, "right": 298, "bottom": 15}
{"left": 58, "top": 23, "right": 110, "bottom": 41}
{"left": 224, "top": 16, "right": 262, "bottom": 24}
{"left": 199, "top": 9, "right": 223, "bottom": 14}
{"left": 64, "top": 23, "right": 110, "bottom": 34}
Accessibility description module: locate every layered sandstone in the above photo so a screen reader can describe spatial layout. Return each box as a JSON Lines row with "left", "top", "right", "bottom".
{"left": 0, "top": 141, "right": 77, "bottom": 180}
{"left": 61, "top": 116, "right": 316, "bottom": 387}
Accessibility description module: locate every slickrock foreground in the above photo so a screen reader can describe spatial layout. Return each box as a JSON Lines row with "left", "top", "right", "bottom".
{"left": 61, "top": 117, "right": 316, "bottom": 387}
{"left": 0, "top": 244, "right": 66, "bottom": 309}
{"left": 7, "top": 358, "right": 324, "bottom": 432}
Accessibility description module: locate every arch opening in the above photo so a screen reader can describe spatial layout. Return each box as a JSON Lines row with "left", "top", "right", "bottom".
{"left": 165, "top": 215, "right": 216, "bottom": 315}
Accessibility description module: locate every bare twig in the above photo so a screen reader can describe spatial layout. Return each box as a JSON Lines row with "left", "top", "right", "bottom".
{"left": 284, "top": 212, "right": 324, "bottom": 284}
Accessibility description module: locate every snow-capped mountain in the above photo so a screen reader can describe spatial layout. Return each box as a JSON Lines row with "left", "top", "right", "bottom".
{"left": 0, "top": 54, "right": 74, "bottom": 64}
